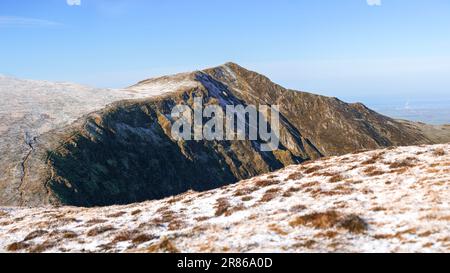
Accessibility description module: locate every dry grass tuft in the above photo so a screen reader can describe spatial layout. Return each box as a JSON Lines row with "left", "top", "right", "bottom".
{"left": 286, "top": 186, "right": 302, "bottom": 192}
{"left": 24, "top": 230, "right": 48, "bottom": 241}
{"left": 214, "top": 198, "right": 231, "bottom": 217}
{"left": 364, "top": 166, "right": 385, "bottom": 177}
{"left": 289, "top": 205, "right": 307, "bottom": 213}
{"left": 112, "top": 231, "right": 134, "bottom": 243}
{"left": 337, "top": 215, "right": 368, "bottom": 234}
{"left": 318, "top": 231, "right": 339, "bottom": 239}
{"left": 290, "top": 211, "right": 340, "bottom": 229}
{"left": 132, "top": 234, "right": 157, "bottom": 245}
{"left": 299, "top": 182, "right": 317, "bottom": 190}
{"left": 339, "top": 156, "right": 351, "bottom": 162}
{"left": 290, "top": 211, "right": 368, "bottom": 234}
{"left": 433, "top": 148, "right": 446, "bottom": 157}
{"left": 286, "top": 172, "right": 303, "bottom": 181}
{"left": 146, "top": 237, "right": 179, "bottom": 253}
{"left": 168, "top": 220, "right": 186, "bottom": 231}
{"left": 61, "top": 230, "right": 78, "bottom": 239}
{"left": 241, "top": 195, "right": 253, "bottom": 202}
{"left": 361, "top": 152, "right": 384, "bottom": 165}
{"left": 293, "top": 240, "right": 317, "bottom": 249}
{"left": 131, "top": 209, "right": 142, "bottom": 216}
{"left": 29, "top": 240, "right": 57, "bottom": 253}
{"left": 107, "top": 211, "right": 126, "bottom": 218}
{"left": 282, "top": 191, "right": 293, "bottom": 197}
{"left": 194, "top": 216, "right": 210, "bottom": 222}
{"left": 418, "top": 231, "right": 432, "bottom": 237}
{"left": 167, "top": 195, "right": 184, "bottom": 204}
{"left": 233, "top": 186, "right": 258, "bottom": 197}
{"left": 389, "top": 158, "right": 416, "bottom": 169}
{"left": 214, "top": 198, "right": 245, "bottom": 217}
{"left": 268, "top": 224, "right": 288, "bottom": 236}
{"left": 86, "top": 218, "right": 108, "bottom": 225}
{"left": 304, "top": 165, "right": 322, "bottom": 174}
{"left": 113, "top": 231, "right": 157, "bottom": 245}
{"left": 282, "top": 186, "right": 302, "bottom": 197}
{"left": 86, "top": 225, "right": 115, "bottom": 237}
{"left": 373, "top": 228, "right": 417, "bottom": 240}
{"left": 389, "top": 167, "right": 408, "bottom": 174}
{"left": 371, "top": 206, "right": 386, "bottom": 212}
{"left": 259, "top": 193, "right": 277, "bottom": 203}
{"left": 427, "top": 168, "right": 440, "bottom": 174}
{"left": 329, "top": 174, "right": 344, "bottom": 183}
{"left": 255, "top": 179, "right": 279, "bottom": 187}
{"left": 226, "top": 204, "right": 246, "bottom": 216}
{"left": 265, "top": 187, "right": 280, "bottom": 194}
{"left": 156, "top": 205, "right": 170, "bottom": 213}
{"left": 259, "top": 188, "right": 280, "bottom": 203}
{"left": 7, "top": 241, "right": 31, "bottom": 252}
{"left": 154, "top": 210, "right": 178, "bottom": 224}
{"left": 346, "top": 165, "right": 358, "bottom": 171}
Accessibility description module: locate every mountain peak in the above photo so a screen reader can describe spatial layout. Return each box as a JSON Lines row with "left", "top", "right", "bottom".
{"left": 211, "top": 61, "right": 253, "bottom": 74}
{"left": 127, "top": 62, "right": 254, "bottom": 96}
{"left": 221, "top": 61, "right": 244, "bottom": 69}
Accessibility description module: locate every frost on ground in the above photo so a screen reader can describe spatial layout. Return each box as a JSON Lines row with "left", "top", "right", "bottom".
{"left": 0, "top": 144, "right": 449, "bottom": 253}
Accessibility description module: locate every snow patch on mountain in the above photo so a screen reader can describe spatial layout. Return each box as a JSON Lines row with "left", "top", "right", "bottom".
{"left": 127, "top": 72, "right": 200, "bottom": 96}
{"left": 0, "top": 75, "right": 191, "bottom": 138}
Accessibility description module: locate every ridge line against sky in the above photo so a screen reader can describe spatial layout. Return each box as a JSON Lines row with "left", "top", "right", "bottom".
{"left": 0, "top": 0, "right": 449, "bottom": 105}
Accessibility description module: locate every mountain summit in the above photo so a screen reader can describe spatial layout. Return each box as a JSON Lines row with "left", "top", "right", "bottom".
{"left": 0, "top": 63, "right": 449, "bottom": 207}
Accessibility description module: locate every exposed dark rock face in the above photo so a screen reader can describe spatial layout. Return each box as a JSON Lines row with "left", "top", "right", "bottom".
{"left": 203, "top": 63, "right": 431, "bottom": 155}
{"left": 1, "top": 63, "right": 448, "bottom": 207}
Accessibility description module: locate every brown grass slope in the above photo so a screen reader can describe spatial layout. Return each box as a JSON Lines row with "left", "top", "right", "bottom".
{"left": 1, "top": 144, "right": 448, "bottom": 253}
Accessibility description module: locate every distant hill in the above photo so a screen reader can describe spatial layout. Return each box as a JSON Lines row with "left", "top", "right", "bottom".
{"left": 0, "top": 63, "right": 449, "bottom": 206}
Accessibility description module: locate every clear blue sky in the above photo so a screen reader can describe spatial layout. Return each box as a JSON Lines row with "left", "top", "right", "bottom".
{"left": 1, "top": 0, "right": 450, "bottom": 104}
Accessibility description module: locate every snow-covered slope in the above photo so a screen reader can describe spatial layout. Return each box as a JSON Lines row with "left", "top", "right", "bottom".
{"left": 0, "top": 75, "right": 190, "bottom": 139}
{"left": 1, "top": 143, "right": 448, "bottom": 253}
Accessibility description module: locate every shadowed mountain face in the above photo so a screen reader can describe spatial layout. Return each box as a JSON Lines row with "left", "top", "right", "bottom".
{"left": 1, "top": 63, "right": 448, "bottom": 207}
